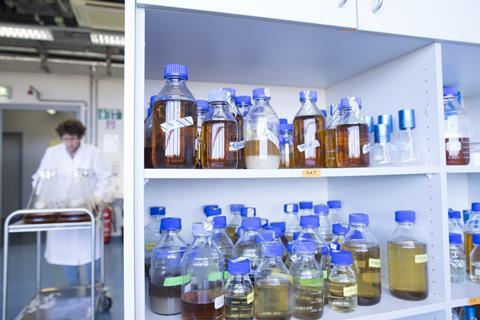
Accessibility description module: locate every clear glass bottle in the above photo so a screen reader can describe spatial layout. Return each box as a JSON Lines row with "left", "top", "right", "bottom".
{"left": 227, "top": 203, "right": 245, "bottom": 243}
{"left": 204, "top": 205, "right": 221, "bottom": 222}
{"left": 327, "top": 200, "right": 347, "bottom": 228}
{"left": 377, "top": 114, "right": 394, "bottom": 136}
{"left": 150, "top": 217, "right": 187, "bottom": 315}
{"left": 225, "top": 258, "right": 255, "bottom": 320}
{"left": 470, "top": 234, "right": 480, "bottom": 283}
{"left": 449, "top": 210, "right": 464, "bottom": 240}
{"left": 213, "top": 216, "right": 235, "bottom": 270}
{"left": 314, "top": 204, "right": 333, "bottom": 243}
{"left": 279, "top": 118, "right": 294, "bottom": 169}
{"left": 335, "top": 97, "right": 370, "bottom": 167}
{"left": 290, "top": 241, "right": 324, "bottom": 320}
{"left": 181, "top": 222, "right": 225, "bottom": 319}
{"left": 332, "top": 223, "right": 349, "bottom": 246}
{"left": 396, "top": 109, "right": 417, "bottom": 164}
{"left": 343, "top": 213, "right": 381, "bottom": 306}
{"left": 223, "top": 88, "right": 245, "bottom": 169}
{"left": 145, "top": 206, "right": 166, "bottom": 275}
{"left": 235, "top": 95, "right": 252, "bottom": 118}
{"left": 145, "top": 95, "right": 155, "bottom": 168}
{"left": 387, "top": 210, "right": 428, "bottom": 300}
{"left": 443, "top": 86, "right": 470, "bottom": 165}
{"left": 234, "top": 217, "right": 263, "bottom": 283}
{"left": 325, "top": 103, "right": 342, "bottom": 168}
{"left": 464, "top": 203, "right": 480, "bottom": 273}
{"left": 196, "top": 99, "right": 210, "bottom": 168}
{"left": 293, "top": 90, "right": 326, "bottom": 168}
{"left": 270, "top": 221, "right": 288, "bottom": 247}
{"left": 372, "top": 123, "right": 395, "bottom": 166}
{"left": 201, "top": 89, "right": 239, "bottom": 169}
{"left": 297, "top": 215, "right": 326, "bottom": 264}
{"left": 328, "top": 250, "right": 357, "bottom": 313}
{"left": 152, "top": 64, "right": 197, "bottom": 168}
{"left": 284, "top": 203, "right": 301, "bottom": 242}
{"left": 364, "top": 115, "right": 375, "bottom": 152}
{"left": 449, "top": 233, "right": 466, "bottom": 283}
{"left": 244, "top": 88, "right": 280, "bottom": 169}
{"left": 299, "top": 201, "right": 314, "bottom": 217}
{"left": 254, "top": 242, "right": 293, "bottom": 320}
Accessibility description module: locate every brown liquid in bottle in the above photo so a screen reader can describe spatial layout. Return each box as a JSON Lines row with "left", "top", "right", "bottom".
{"left": 293, "top": 115, "right": 326, "bottom": 168}
{"left": 336, "top": 123, "right": 370, "bottom": 167}
{"left": 201, "top": 120, "right": 238, "bottom": 169}
{"left": 182, "top": 290, "right": 224, "bottom": 320}
{"left": 149, "top": 280, "right": 182, "bottom": 315}
{"left": 325, "top": 128, "right": 337, "bottom": 168}
{"left": 152, "top": 99, "right": 197, "bottom": 168}
{"left": 226, "top": 226, "right": 239, "bottom": 244}
{"left": 236, "top": 113, "right": 246, "bottom": 169}
{"left": 465, "top": 231, "right": 476, "bottom": 273}
{"left": 446, "top": 137, "right": 470, "bottom": 165}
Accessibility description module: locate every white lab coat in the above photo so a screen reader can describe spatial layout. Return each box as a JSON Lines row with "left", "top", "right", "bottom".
{"left": 32, "top": 143, "right": 112, "bottom": 266}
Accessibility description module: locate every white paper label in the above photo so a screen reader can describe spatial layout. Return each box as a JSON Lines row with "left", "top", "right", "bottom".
{"left": 297, "top": 140, "right": 320, "bottom": 152}
{"left": 160, "top": 116, "right": 194, "bottom": 132}
{"left": 415, "top": 254, "right": 428, "bottom": 264}
{"left": 265, "top": 129, "right": 280, "bottom": 149}
{"left": 184, "top": 283, "right": 191, "bottom": 293}
{"left": 362, "top": 143, "right": 371, "bottom": 155}
{"left": 343, "top": 285, "right": 357, "bottom": 297}
{"left": 229, "top": 140, "right": 245, "bottom": 151}
{"left": 214, "top": 295, "right": 224, "bottom": 309}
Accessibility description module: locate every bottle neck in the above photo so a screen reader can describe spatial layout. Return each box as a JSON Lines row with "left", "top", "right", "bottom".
{"left": 165, "top": 77, "right": 187, "bottom": 86}
{"left": 297, "top": 252, "right": 317, "bottom": 262}
{"left": 397, "top": 221, "right": 415, "bottom": 227}
{"left": 350, "top": 223, "right": 368, "bottom": 231}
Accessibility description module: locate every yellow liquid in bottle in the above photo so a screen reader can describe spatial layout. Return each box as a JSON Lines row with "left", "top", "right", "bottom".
{"left": 254, "top": 280, "right": 292, "bottom": 320}
{"left": 325, "top": 128, "right": 337, "bottom": 168}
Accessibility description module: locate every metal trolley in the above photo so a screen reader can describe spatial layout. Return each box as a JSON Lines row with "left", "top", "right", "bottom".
{"left": 2, "top": 208, "right": 112, "bottom": 320}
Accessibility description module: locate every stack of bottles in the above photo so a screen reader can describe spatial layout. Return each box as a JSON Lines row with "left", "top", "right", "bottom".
{"left": 144, "top": 63, "right": 421, "bottom": 170}
{"left": 453, "top": 306, "right": 480, "bottom": 320}
{"left": 145, "top": 200, "right": 431, "bottom": 318}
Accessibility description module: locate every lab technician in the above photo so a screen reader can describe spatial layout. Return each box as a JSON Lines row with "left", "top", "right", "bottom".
{"left": 32, "top": 119, "right": 112, "bottom": 286}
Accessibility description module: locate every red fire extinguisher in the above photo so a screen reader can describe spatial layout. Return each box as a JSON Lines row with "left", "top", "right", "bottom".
{"left": 103, "top": 204, "right": 112, "bottom": 244}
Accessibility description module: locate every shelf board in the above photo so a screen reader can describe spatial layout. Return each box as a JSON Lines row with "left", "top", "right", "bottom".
{"left": 144, "top": 166, "right": 440, "bottom": 180}
{"left": 144, "top": 287, "right": 444, "bottom": 320}
{"left": 445, "top": 165, "right": 480, "bottom": 174}
{"left": 450, "top": 279, "right": 480, "bottom": 308}
{"left": 8, "top": 220, "right": 93, "bottom": 233}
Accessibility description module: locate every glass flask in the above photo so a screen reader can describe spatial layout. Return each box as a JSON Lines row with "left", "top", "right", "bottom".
{"left": 150, "top": 217, "right": 187, "bottom": 315}
{"left": 314, "top": 204, "right": 333, "bottom": 243}
{"left": 343, "top": 213, "right": 381, "bottom": 305}
{"left": 284, "top": 203, "right": 301, "bottom": 242}
{"left": 244, "top": 88, "right": 280, "bottom": 169}
{"left": 223, "top": 88, "right": 245, "bottom": 169}
{"left": 464, "top": 203, "right": 480, "bottom": 273}
{"left": 152, "top": 64, "right": 197, "bottom": 168}
{"left": 299, "top": 201, "right": 314, "bottom": 217}
{"left": 327, "top": 200, "right": 347, "bottom": 228}
{"left": 297, "top": 215, "right": 326, "bottom": 264}
{"left": 470, "top": 234, "right": 480, "bottom": 283}
{"left": 279, "top": 118, "right": 294, "bottom": 168}
{"left": 372, "top": 123, "right": 395, "bottom": 166}
{"left": 212, "top": 216, "right": 235, "bottom": 270}
{"left": 335, "top": 97, "right": 370, "bottom": 167}
{"left": 28, "top": 169, "right": 63, "bottom": 224}
{"left": 328, "top": 250, "right": 357, "bottom": 313}
{"left": 235, "top": 95, "right": 252, "bottom": 118}
{"left": 449, "top": 233, "right": 466, "bottom": 283}
{"left": 293, "top": 90, "right": 326, "bottom": 168}
{"left": 443, "top": 86, "right": 470, "bottom": 165}
{"left": 225, "top": 258, "right": 255, "bottom": 320}
{"left": 254, "top": 242, "right": 293, "bottom": 320}
{"left": 387, "top": 210, "right": 428, "bottom": 300}
{"left": 181, "top": 222, "right": 224, "bottom": 319}
{"left": 290, "top": 241, "right": 324, "bottom": 320}
{"left": 145, "top": 95, "right": 155, "bottom": 168}
{"left": 201, "top": 89, "right": 239, "bottom": 169}
{"left": 449, "top": 210, "right": 464, "bottom": 240}
{"left": 234, "top": 217, "right": 263, "bottom": 282}
{"left": 145, "top": 206, "right": 166, "bottom": 275}
{"left": 196, "top": 99, "right": 210, "bottom": 168}
{"left": 227, "top": 203, "right": 245, "bottom": 244}
{"left": 325, "top": 103, "right": 342, "bottom": 168}
{"left": 396, "top": 109, "right": 417, "bottom": 164}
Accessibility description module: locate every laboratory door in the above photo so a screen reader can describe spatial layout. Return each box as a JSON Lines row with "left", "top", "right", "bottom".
{"left": 2, "top": 132, "right": 23, "bottom": 221}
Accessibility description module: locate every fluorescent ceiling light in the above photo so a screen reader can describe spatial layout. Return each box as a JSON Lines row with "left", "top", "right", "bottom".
{"left": 0, "top": 24, "right": 53, "bottom": 41}
{"left": 46, "top": 109, "right": 57, "bottom": 115}
{"left": 90, "top": 32, "right": 124, "bottom": 47}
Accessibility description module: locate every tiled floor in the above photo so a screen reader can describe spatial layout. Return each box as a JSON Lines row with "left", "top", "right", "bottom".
{"left": 0, "top": 234, "right": 124, "bottom": 319}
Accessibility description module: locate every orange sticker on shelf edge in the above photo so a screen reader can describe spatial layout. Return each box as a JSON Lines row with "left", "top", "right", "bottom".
{"left": 302, "top": 169, "right": 321, "bottom": 178}
{"left": 468, "top": 296, "right": 480, "bottom": 305}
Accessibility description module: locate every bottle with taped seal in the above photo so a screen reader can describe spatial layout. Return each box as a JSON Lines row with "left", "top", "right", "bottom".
{"left": 335, "top": 97, "right": 370, "bottom": 167}
{"left": 328, "top": 250, "right": 358, "bottom": 312}
{"left": 149, "top": 217, "right": 187, "bottom": 315}
{"left": 279, "top": 118, "right": 294, "bottom": 168}
{"left": 387, "top": 210, "right": 428, "bottom": 301}
{"left": 181, "top": 222, "right": 225, "bottom": 319}
{"left": 152, "top": 63, "right": 197, "bottom": 168}
{"left": 223, "top": 88, "right": 246, "bottom": 169}
{"left": 145, "top": 206, "right": 166, "bottom": 275}
{"left": 225, "top": 258, "right": 255, "bottom": 320}
{"left": 196, "top": 99, "right": 210, "bottom": 168}
{"left": 201, "top": 89, "right": 239, "bottom": 169}
{"left": 244, "top": 88, "right": 280, "bottom": 169}
{"left": 293, "top": 90, "right": 326, "bottom": 168}
{"left": 343, "top": 213, "right": 381, "bottom": 306}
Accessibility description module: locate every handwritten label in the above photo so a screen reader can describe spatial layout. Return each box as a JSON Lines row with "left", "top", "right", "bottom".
{"left": 343, "top": 285, "right": 358, "bottom": 297}
{"left": 297, "top": 140, "right": 320, "bottom": 152}
{"left": 369, "top": 258, "right": 381, "bottom": 268}
{"left": 302, "top": 168, "right": 321, "bottom": 178}
{"left": 415, "top": 254, "right": 428, "bottom": 264}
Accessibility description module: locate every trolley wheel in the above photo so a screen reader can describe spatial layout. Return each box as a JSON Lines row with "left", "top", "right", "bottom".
{"left": 98, "top": 293, "right": 113, "bottom": 312}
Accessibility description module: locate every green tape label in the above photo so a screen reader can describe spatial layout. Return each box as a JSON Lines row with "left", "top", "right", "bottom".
{"left": 323, "top": 270, "right": 328, "bottom": 279}
{"left": 163, "top": 274, "right": 191, "bottom": 287}
{"left": 224, "top": 271, "right": 230, "bottom": 280}
{"left": 299, "top": 276, "right": 323, "bottom": 287}
{"left": 208, "top": 272, "right": 224, "bottom": 282}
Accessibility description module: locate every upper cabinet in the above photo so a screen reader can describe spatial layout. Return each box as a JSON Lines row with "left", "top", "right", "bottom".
{"left": 357, "top": 0, "right": 480, "bottom": 44}
{"left": 138, "top": 0, "right": 358, "bottom": 29}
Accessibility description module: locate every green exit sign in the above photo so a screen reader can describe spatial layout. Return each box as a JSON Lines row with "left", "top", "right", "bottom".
{"left": 98, "top": 108, "right": 122, "bottom": 120}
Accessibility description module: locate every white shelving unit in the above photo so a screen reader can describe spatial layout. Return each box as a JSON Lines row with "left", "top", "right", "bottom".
{"left": 124, "top": 1, "right": 480, "bottom": 320}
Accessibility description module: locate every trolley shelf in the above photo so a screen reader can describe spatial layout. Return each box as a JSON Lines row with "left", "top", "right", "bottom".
{"left": 8, "top": 221, "right": 93, "bottom": 233}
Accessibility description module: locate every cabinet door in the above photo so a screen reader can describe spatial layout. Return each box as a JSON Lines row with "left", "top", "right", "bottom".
{"left": 357, "top": 0, "right": 480, "bottom": 44}
{"left": 139, "top": 0, "right": 357, "bottom": 29}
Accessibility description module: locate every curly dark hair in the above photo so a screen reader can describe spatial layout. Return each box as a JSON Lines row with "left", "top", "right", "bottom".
{"left": 56, "top": 119, "right": 86, "bottom": 138}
